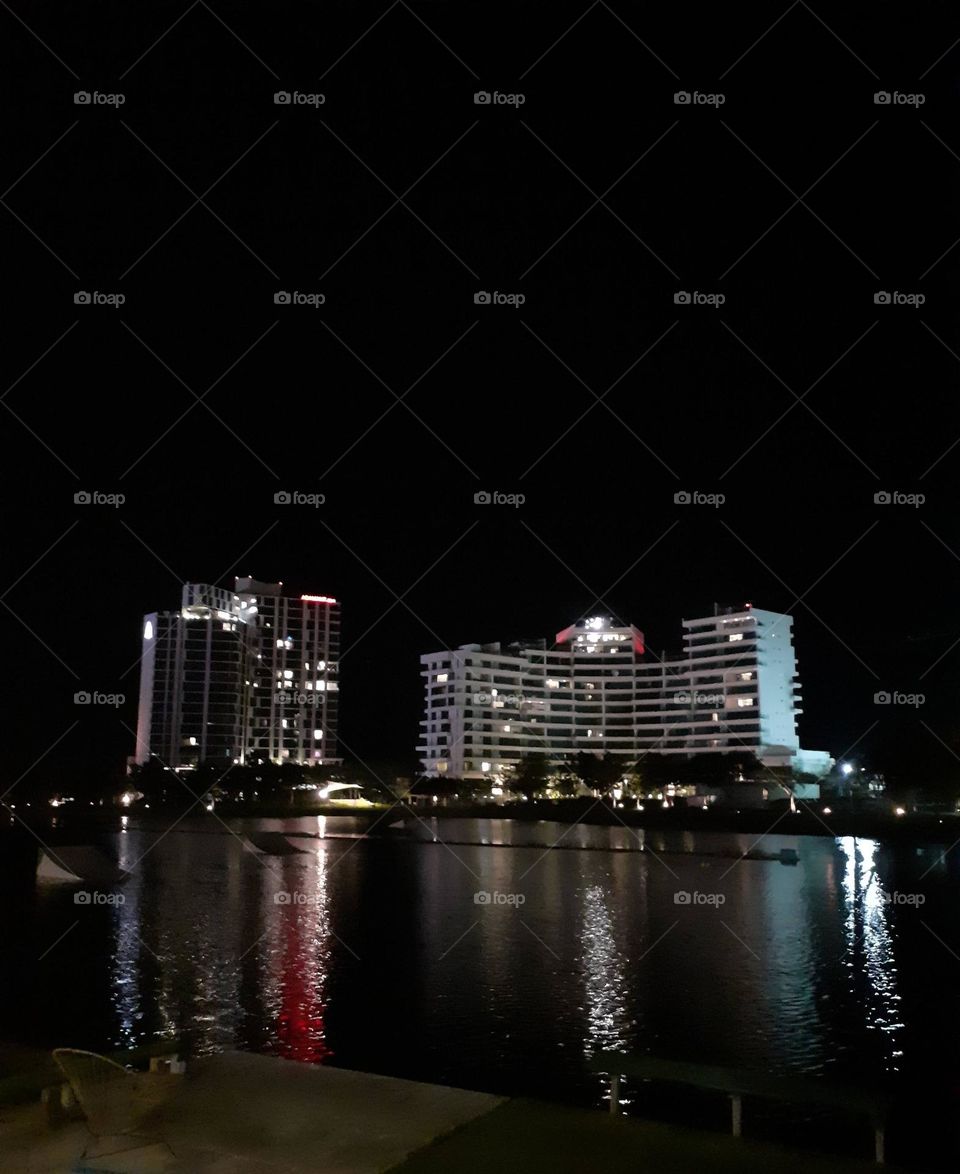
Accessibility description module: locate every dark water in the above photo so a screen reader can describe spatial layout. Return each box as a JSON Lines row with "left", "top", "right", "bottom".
{"left": 3, "top": 814, "right": 960, "bottom": 1162}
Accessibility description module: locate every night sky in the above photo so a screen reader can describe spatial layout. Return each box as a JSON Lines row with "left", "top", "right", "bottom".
{"left": 3, "top": 2, "right": 960, "bottom": 794}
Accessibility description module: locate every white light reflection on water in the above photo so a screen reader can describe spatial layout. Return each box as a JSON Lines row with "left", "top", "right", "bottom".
{"left": 580, "top": 882, "right": 633, "bottom": 1105}
{"left": 839, "top": 837, "right": 904, "bottom": 1071}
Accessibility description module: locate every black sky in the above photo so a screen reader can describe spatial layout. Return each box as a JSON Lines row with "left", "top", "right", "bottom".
{"left": 3, "top": 1, "right": 960, "bottom": 794}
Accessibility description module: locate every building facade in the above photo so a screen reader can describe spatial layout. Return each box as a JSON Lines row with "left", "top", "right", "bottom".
{"left": 135, "top": 578, "right": 340, "bottom": 769}
{"left": 418, "top": 607, "right": 832, "bottom": 779}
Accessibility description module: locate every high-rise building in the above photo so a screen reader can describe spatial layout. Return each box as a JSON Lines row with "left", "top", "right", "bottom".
{"left": 418, "top": 606, "right": 831, "bottom": 779}
{"left": 135, "top": 578, "right": 340, "bottom": 769}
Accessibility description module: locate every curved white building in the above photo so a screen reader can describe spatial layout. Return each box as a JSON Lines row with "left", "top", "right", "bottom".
{"left": 418, "top": 606, "right": 831, "bottom": 779}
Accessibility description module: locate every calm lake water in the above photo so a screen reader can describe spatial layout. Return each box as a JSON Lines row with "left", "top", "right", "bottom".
{"left": 3, "top": 814, "right": 960, "bottom": 1161}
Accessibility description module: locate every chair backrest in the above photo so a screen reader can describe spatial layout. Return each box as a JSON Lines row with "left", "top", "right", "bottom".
{"left": 53, "top": 1048, "right": 138, "bottom": 1137}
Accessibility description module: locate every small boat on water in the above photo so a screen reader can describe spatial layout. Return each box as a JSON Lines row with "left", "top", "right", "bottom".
{"left": 36, "top": 845, "right": 127, "bottom": 885}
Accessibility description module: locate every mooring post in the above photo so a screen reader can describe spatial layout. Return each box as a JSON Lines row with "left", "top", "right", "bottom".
{"left": 875, "top": 1124, "right": 885, "bottom": 1165}
{"left": 730, "top": 1094, "right": 742, "bottom": 1138}
{"left": 609, "top": 1073, "right": 620, "bottom": 1115}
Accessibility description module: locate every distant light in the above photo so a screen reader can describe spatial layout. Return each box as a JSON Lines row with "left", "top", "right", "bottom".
{"left": 301, "top": 595, "right": 337, "bottom": 604}
{"left": 822, "top": 806, "right": 832, "bottom": 815}
{"left": 895, "top": 806, "right": 906, "bottom": 817}
{"left": 143, "top": 620, "right": 154, "bottom": 640}
{"left": 120, "top": 791, "right": 135, "bottom": 807}
{"left": 840, "top": 762, "right": 854, "bottom": 777}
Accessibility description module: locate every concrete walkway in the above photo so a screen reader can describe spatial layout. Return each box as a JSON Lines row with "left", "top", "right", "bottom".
{"left": 1, "top": 1051, "right": 504, "bottom": 1173}
{"left": 0, "top": 1052, "right": 894, "bottom": 1173}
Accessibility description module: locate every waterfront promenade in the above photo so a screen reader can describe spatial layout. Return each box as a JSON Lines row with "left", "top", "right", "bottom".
{"left": 1, "top": 1050, "right": 886, "bottom": 1172}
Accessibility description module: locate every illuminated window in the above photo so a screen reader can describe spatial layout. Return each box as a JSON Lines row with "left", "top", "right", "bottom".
{"left": 547, "top": 679, "right": 559, "bottom": 689}
{"left": 740, "top": 672, "right": 752, "bottom": 680}
{"left": 481, "top": 761, "right": 491, "bottom": 772}
{"left": 729, "top": 633, "right": 743, "bottom": 642}
{"left": 143, "top": 620, "right": 154, "bottom": 640}
{"left": 283, "top": 670, "right": 293, "bottom": 680}
{"left": 437, "top": 673, "right": 448, "bottom": 683}
{"left": 737, "top": 698, "right": 754, "bottom": 707}
{"left": 313, "top": 729, "right": 323, "bottom": 740}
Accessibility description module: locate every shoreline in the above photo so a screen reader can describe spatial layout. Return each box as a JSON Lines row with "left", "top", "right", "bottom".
{"left": 10, "top": 797, "right": 960, "bottom": 847}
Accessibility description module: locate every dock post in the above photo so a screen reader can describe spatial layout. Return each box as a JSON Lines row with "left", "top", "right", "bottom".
{"left": 730, "top": 1094, "right": 742, "bottom": 1138}
{"left": 609, "top": 1073, "right": 620, "bottom": 1115}
{"left": 875, "top": 1125, "right": 885, "bottom": 1165}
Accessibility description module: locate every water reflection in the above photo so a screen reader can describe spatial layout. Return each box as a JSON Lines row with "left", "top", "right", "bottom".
{"left": 580, "top": 881, "right": 632, "bottom": 1102}
{"left": 260, "top": 842, "right": 333, "bottom": 1063}
{"left": 838, "top": 837, "right": 904, "bottom": 1071}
